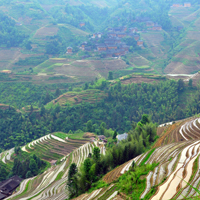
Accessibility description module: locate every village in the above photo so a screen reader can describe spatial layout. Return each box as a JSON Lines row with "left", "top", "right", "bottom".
{"left": 67, "top": 20, "right": 163, "bottom": 58}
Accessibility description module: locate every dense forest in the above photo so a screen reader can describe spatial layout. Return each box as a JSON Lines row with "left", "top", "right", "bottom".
{"left": 0, "top": 13, "right": 27, "bottom": 47}
{"left": 0, "top": 78, "right": 198, "bottom": 151}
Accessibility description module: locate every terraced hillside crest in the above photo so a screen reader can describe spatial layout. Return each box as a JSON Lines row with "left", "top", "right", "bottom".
{"left": 0, "top": 132, "right": 107, "bottom": 200}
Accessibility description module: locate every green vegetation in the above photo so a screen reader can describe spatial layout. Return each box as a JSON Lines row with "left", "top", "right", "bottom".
{"left": 140, "top": 148, "right": 156, "bottom": 166}
{"left": 67, "top": 115, "right": 157, "bottom": 198}
{"left": 117, "top": 163, "right": 158, "bottom": 199}
{"left": 7, "top": 147, "right": 48, "bottom": 181}
{"left": 53, "top": 132, "right": 67, "bottom": 140}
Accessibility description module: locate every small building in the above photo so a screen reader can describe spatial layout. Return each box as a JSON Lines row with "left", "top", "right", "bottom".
{"left": 67, "top": 47, "right": 73, "bottom": 53}
{"left": 117, "top": 133, "right": 128, "bottom": 143}
{"left": 50, "top": 160, "right": 57, "bottom": 165}
{"left": 113, "top": 49, "right": 126, "bottom": 57}
{"left": 90, "top": 137, "right": 96, "bottom": 142}
{"left": 146, "top": 21, "right": 155, "bottom": 27}
{"left": 116, "top": 32, "right": 127, "bottom": 38}
{"left": 184, "top": 2, "right": 191, "bottom": 7}
{"left": 120, "top": 44, "right": 129, "bottom": 52}
{"left": 97, "top": 33, "right": 103, "bottom": 38}
{"left": 135, "top": 17, "right": 151, "bottom": 22}
{"left": 172, "top": 3, "right": 182, "bottom": 7}
{"left": 98, "top": 135, "right": 106, "bottom": 140}
{"left": 106, "top": 43, "right": 118, "bottom": 50}
{"left": 79, "top": 22, "right": 85, "bottom": 27}
{"left": 81, "top": 42, "right": 87, "bottom": 49}
{"left": 130, "top": 27, "right": 138, "bottom": 33}
{"left": 0, "top": 193, "right": 6, "bottom": 200}
{"left": 92, "top": 33, "right": 96, "bottom": 38}
{"left": 133, "top": 34, "right": 140, "bottom": 41}
{"left": 97, "top": 44, "right": 107, "bottom": 51}
{"left": 84, "top": 46, "right": 92, "bottom": 51}
{"left": 107, "top": 27, "right": 114, "bottom": 32}
{"left": 152, "top": 24, "right": 162, "bottom": 31}
{"left": 0, "top": 176, "right": 23, "bottom": 198}
{"left": 108, "top": 32, "right": 117, "bottom": 37}
{"left": 137, "top": 40, "right": 144, "bottom": 47}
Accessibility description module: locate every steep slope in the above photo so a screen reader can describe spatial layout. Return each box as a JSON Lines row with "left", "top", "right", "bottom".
{"left": 5, "top": 136, "right": 102, "bottom": 200}
{"left": 165, "top": 6, "right": 200, "bottom": 74}
{"left": 72, "top": 117, "right": 200, "bottom": 200}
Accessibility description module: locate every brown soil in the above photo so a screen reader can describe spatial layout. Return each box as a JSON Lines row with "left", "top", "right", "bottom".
{"left": 83, "top": 132, "right": 96, "bottom": 138}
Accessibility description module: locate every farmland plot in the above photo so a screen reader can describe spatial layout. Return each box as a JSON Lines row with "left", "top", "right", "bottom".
{"left": 7, "top": 137, "right": 104, "bottom": 200}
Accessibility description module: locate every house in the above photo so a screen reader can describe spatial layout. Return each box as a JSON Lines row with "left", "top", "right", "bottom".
{"left": 84, "top": 46, "right": 92, "bottom": 51}
{"left": 108, "top": 32, "right": 117, "bottom": 37}
{"left": 117, "top": 133, "right": 128, "bottom": 143}
{"left": 184, "top": 2, "right": 191, "bottom": 7}
{"left": 137, "top": 40, "right": 144, "bottom": 47}
{"left": 152, "top": 24, "right": 162, "bottom": 31}
{"left": 135, "top": 17, "right": 151, "bottom": 22}
{"left": 0, "top": 193, "right": 6, "bottom": 200}
{"left": 146, "top": 21, "right": 154, "bottom": 27}
{"left": 92, "top": 33, "right": 96, "bottom": 38}
{"left": 120, "top": 44, "right": 129, "bottom": 52}
{"left": 104, "top": 37, "right": 121, "bottom": 44}
{"left": 81, "top": 42, "right": 87, "bottom": 49}
{"left": 97, "top": 33, "right": 103, "bottom": 38}
{"left": 97, "top": 44, "right": 107, "bottom": 51}
{"left": 67, "top": 47, "right": 73, "bottom": 53}
{"left": 116, "top": 32, "right": 127, "bottom": 38}
{"left": 107, "top": 27, "right": 114, "bottom": 32}
{"left": 106, "top": 43, "right": 118, "bottom": 50}
{"left": 172, "top": 3, "right": 182, "bottom": 7}
{"left": 113, "top": 49, "right": 126, "bottom": 57}
{"left": 50, "top": 160, "right": 57, "bottom": 165}
{"left": 90, "top": 137, "right": 96, "bottom": 142}
{"left": 133, "top": 34, "right": 140, "bottom": 41}
{"left": 0, "top": 176, "right": 23, "bottom": 198}
{"left": 98, "top": 135, "right": 106, "bottom": 140}
{"left": 79, "top": 22, "right": 85, "bottom": 27}
{"left": 103, "top": 50, "right": 114, "bottom": 57}
{"left": 129, "top": 27, "right": 138, "bottom": 33}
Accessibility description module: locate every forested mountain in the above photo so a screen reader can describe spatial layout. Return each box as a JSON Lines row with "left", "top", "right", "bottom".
{"left": 2, "top": 1, "right": 200, "bottom": 199}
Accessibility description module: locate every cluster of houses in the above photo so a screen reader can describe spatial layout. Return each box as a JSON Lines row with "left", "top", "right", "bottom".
{"left": 172, "top": 2, "right": 191, "bottom": 7}
{"left": 78, "top": 26, "right": 145, "bottom": 57}
{"left": 0, "top": 176, "right": 23, "bottom": 200}
{"left": 90, "top": 133, "right": 128, "bottom": 144}
{"left": 67, "top": 20, "right": 163, "bottom": 56}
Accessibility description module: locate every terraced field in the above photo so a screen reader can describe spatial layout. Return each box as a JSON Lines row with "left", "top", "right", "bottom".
{"left": 20, "top": 134, "right": 89, "bottom": 162}
{"left": 72, "top": 117, "right": 200, "bottom": 200}
{"left": 7, "top": 141, "right": 99, "bottom": 200}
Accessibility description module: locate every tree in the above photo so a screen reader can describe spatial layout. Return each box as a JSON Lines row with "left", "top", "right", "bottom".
{"left": 86, "top": 120, "right": 93, "bottom": 132}
{"left": 108, "top": 71, "right": 113, "bottom": 80}
{"left": 93, "top": 147, "right": 100, "bottom": 162}
{"left": 29, "top": 158, "right": 38, "bottom": 175}
{"left": 67, "top": 163, "right": 78, "bottom": 198}
{"left": 177, "top": 79, "right": 185, "bottom": 92}
{"left": 113, "top": 130, "right": 117, "bottom": 139}
{"left": 26, "top": 170, "right": 33, "bottom": 178}
{"left": 55, "top": 88, "right": 61, "bottom": 97}
{"left": 40, "top": 105, "right": 45, "bottom": 116}
{"left": 68, "top": 163, "right": 77, "bottom": 181}
{"left": 188, "top": 79, "right": 193, "bottom": 87}
{"left": 140, "top": 114, "right": 150, "bottom": 125}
